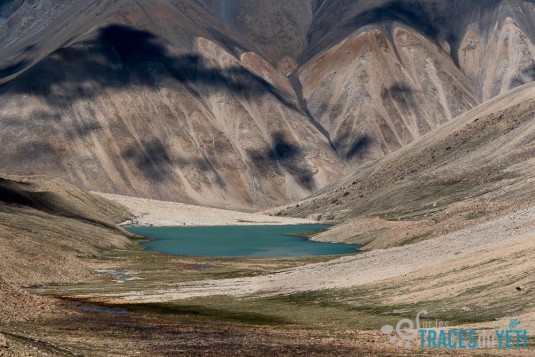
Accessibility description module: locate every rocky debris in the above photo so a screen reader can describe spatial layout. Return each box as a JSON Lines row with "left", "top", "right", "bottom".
{"left": 96, "top": 192, "right": 314, "bottom": 227}
{"left": 0, "top": 275, "right": 63, "bottom": 323}
{"left": 0, "top": 333, "right": 8, "bottom": 348}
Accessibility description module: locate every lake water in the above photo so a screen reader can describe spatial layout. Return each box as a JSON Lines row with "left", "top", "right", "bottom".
{"left": 126, "top": 225, "right": 359, "bottom": 258}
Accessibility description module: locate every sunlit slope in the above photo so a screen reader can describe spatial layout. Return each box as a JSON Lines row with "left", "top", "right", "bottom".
{"left": 278, "top": 83, "right": 535, "bottom": 248}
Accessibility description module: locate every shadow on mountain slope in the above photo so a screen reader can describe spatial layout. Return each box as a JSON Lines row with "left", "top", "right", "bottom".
{"left": 0, "top": 25, "right": 298, "bottom": 111}
{"left": 380, "top": 83, "right": 418, "bottom": 111}
{"left": 0, "top": 176, "right": 129, "bottom": 231}
{"left": 332, "top": 132, "right": 373, "bottom": 161}
{"left": 120, "top": 138, "right": 226, "bottom": 188}
{"left": 305, "top": 0, "right": 506, "bottom": 64}
{"left": 510, "top": 63, "right": 535, "bottom": 89}
{"left": 247, "top": 132, "right": 317, "bottom": 191}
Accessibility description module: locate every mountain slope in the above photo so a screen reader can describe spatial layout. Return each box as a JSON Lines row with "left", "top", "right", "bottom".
{"left": 276, "top": 82, "right": 535, "bottom": 248}
{"left": 298, "top": 23, "right": 477, "bottom": 162}
{"left": 1, "top": 0, "right": 534, "bottom": 209}
{"left": 0, "top": 1, "right": 342, "bottom": 210}
{"left": 305, "top": 0, "right": 535, "bottom": 101}
{"left": 198, "top": 0, "right": 313, "bottom": 72}
{"left": 0, "top": 174, "right": 131, "bottom": 285}
{"left": 0, "top": 174, "right": 132, "bottom": 322}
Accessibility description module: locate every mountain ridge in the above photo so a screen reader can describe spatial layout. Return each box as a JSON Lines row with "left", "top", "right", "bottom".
{"left": 274, "top": 82, "right": 535, "bottom": 249}
{"left": 0, "top": 0, "right": 534, "bottom": 209}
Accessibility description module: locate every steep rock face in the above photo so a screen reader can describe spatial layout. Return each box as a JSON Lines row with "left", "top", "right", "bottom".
{"left": 195, "top": 0, "right": 535, "bottom": 165}
{"left": 198, "top": 0, "right": 313, "bottom": 69}
{"left": 305, "top": 0, "right": 535, "bottom": 100}
{"left": 299, "top": 24, "right": 478, "bottom": 162}
{"left": 0, "top": 0, "right": 245, "bottom": 85}
{"left": 458, "top": 2, "right": 535, "bottom": 100}
{"left": 0, "top": 2, "right": 342, "bottom": 209}
{"left": 1, "top": 0, "right": 535, "bottom": 210}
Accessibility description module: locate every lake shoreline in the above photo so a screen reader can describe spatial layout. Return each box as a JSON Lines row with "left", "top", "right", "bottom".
{"left": 125, "top": 224, "right": 358, "bottom": 258}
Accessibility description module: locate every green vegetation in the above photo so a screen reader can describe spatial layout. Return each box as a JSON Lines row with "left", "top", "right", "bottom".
{"left": 30, "top": 247, "right": 338, "bottom": 296}
{"left": 34, "top": 236, "right": 532, "bottom": 333}
{"left": 72, "top": 283, "right": 504, "bottom": 332}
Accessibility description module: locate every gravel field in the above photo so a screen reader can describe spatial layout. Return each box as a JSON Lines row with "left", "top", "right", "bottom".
{"left": 95, "top": 192, "right": 316, "bottom": 226}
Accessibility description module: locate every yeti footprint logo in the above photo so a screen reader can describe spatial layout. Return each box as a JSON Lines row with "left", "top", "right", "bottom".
{"left": 509, "top": 319, "right": 521, "bottom": 329}
{"left": 381, "top": 310, "right": 428, "bottom": 347}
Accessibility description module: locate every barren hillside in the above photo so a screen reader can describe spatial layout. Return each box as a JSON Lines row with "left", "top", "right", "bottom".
{"left": 275, "top": 82, "right": 535, "bottom": 248}
{"left": 0, "top": 174, "right": 132, "bottom": 322}
{"left": 1, "top": 0, "right": 534, "bottom": 209}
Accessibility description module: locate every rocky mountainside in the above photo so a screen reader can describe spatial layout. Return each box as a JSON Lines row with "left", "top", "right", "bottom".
{"left": 0, "top": 174, "right": 132, "bottom": 322}
{"left": 1, "top": 0, "right": 534, "bottom": 209}
{"left": 0, "top": 174, "right": 131, "bottom": 286}
{"left": 275, "top": 82, "right": 535, "bottom": 249}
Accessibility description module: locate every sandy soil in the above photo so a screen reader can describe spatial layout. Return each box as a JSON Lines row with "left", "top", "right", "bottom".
{"left": 86, "top": 206, "right": 535, "bottom": 303}
{"left": 94, "top": 192, "right": 316, "bottom": 227}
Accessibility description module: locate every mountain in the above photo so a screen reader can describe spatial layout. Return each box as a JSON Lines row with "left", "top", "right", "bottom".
{"left": 0, "top": 174, "right": 131, "bottom": 285}
{"left": 275, "top": 82, "right": 535, "bottom": 249}
{"left": 296, "top": 0, "right": 535, "bottom": 160}
{"left": 304, "top": 0, "right": 535, "bottom": 99}
{"left": 0, "top": 174, "right": 131, "bottom": 322}
{"left": 1, "top": 0, "right": 534, "bottom": 209}
{"left": 0, "top": 0, "right": 342, "bottom": 210}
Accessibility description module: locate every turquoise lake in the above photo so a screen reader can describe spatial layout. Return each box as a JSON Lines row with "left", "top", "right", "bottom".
{"left": 126, "top": 225, "right": 359, "bottom": 258}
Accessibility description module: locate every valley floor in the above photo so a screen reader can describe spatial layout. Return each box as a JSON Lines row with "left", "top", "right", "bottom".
{"left": 80, "top": 206, "right": 535, "bottom": 304}
{"left": 70, "top": 206, "right": 535, "bottom": 331}
{"left": 2, "top": 188, "right": 534, "bottom": 356}
{"left": 17, "top": 204, "right": 533, "bottom": 356}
